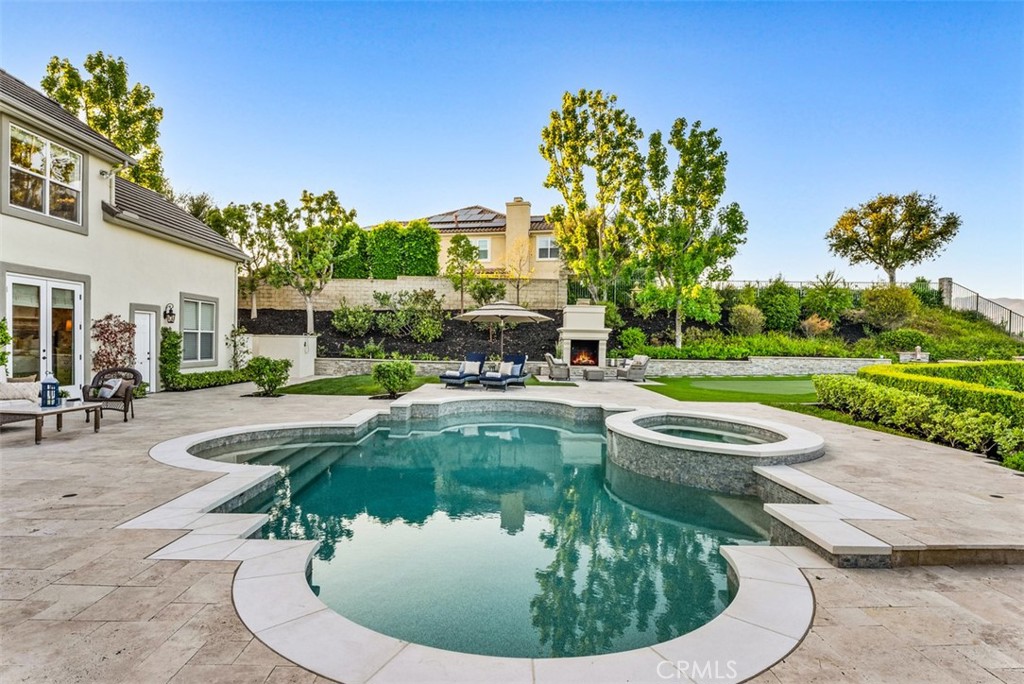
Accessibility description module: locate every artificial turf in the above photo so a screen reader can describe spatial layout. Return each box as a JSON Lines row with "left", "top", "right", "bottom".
{"left": 641, "top": 375, "right": 818, "bottom": 403}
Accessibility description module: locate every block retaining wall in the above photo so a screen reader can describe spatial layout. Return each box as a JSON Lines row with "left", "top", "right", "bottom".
{"left": 252, "top": 276, "right": 568, "bottom": 312}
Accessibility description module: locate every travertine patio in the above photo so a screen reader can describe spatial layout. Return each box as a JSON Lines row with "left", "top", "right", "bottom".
{"left": 1, "top": 380, "right": 1021, "bottom": 683}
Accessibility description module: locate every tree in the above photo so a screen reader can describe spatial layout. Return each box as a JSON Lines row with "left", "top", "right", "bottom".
{"left": 826, "top": 192, "right": 961, "bottom": 284}
{"left": 638, "top": 119, "right": 747, "bottom": 347}
{"left": 275, "top": 191, "right": 353, "bottom": 333}
{"left": 173, "top": 191, "right": 217, "bottom": 224}
{"left": 540, "top": 89, "right": 645, "bottom": 301}
{"left": 208, "top": 201, "right": 287, "bottom": 320}
{"left": 41, "top": 52, "right": 168, "bottom": 193}
{"left": 445, "top": 234, "right": 482, "bottom": 314}
{"left": 503, "top": 237, "right": 535, "bottom": 305}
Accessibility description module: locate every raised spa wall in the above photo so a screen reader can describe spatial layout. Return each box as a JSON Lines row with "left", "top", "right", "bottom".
{"left": 605, "top": 411, "right": 826, "bottom": 496}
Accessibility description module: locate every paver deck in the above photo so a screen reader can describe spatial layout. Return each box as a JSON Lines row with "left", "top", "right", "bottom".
{"left": 1, "top": 378, "right": 1021, "bottom": 683}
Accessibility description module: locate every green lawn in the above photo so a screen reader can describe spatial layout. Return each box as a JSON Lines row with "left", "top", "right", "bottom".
{"left": 281, "top": 374, "right": 439, "bottom": 396}
{"left": 642, "top": 375, "right": 818, "bottom": 403}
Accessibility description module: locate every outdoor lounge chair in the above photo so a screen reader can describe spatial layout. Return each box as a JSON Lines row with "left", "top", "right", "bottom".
{"left": 439, "top": 352, "right": 487, "bottom": 388}
{"left": 480, "top": 354, "right": 529, "bottom": 391}
{"left": 544, "top": 353, "right": 569, "bottom": 381}
{"left": 616, "top": 354, "right": 650, "bottom": 382}
{"left": 82, "top": 367, "right": 142, "bottom": 421}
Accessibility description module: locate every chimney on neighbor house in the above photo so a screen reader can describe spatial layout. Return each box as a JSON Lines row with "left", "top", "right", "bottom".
{"left": 505, "top": 197, "right": 531, "bottom": 257}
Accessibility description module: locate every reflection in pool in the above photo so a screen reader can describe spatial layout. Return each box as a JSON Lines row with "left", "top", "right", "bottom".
{"left": 229, "top": 414, "right": 770, "bottom": 658}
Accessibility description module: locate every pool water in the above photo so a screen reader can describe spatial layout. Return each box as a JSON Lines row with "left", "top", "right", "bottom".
{"left": 647, "top": 424, "right": 768, "bottom": 445}
{"left": 232, "top": 414, "right": 770, "bottom": 658}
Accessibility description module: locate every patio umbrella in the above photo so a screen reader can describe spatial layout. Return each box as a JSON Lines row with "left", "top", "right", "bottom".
{"left": 454, "top": 301, "right": 552, "bottom": 357}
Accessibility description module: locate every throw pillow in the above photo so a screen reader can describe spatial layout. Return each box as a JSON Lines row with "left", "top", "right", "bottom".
{"left": 511, "top": 364, "right": 522, "bottom": 377}
{"left": 97, "top": 378, "right": 122, "bottom": 399}
{"left": 499, "top": 361, "right": 513, "bottom": 376}
{"left": 464, "top": 361, "right": 480, "bottom": 375}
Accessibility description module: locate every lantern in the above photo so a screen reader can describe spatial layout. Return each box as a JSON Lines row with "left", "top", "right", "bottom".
{"left": 41, "top": 372, "right": 60, "bottom": 408}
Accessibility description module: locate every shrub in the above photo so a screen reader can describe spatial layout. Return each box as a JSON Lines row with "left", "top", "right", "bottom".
{"left": 468, "top": 278, "right": 506, "bottom": 307}
{"left": 799, "top": 314, "right": 832, "bottom": 338}
{"left": 333, "top": 224, "right": 369, "bottom": 279}
{"left": 0, "top": 317, "right": 10, "bottom": 368}
{"left": 332, "top": 299, "right": 375, "bottom": 337}
{"left": 756, "top": 278, "right": 801, "bottom": 332}
{"left": 225, "top": 325, "right": 251, "bottom": 371}
{"left": 858, "top": 362, "right": 1024, "bottom": 426}
{"left": 340, "top": 338, "right": 387, "bottom": 359}
{"left": 729, "top": 304, "right": 765, "bottom": 336}
{"left": 874, "top": 328, "right": 930, "bottom": 351}
{"left": 246, "top": 356, "right": 292, "bottom": 396}
{"left": 401, "top": 220, "right": 441, "bottom": 276}
{"left": 618, "top": 327, "right": 647, "bottom": 354}
{"left": 158, "top": 328, "right": 249, "bottom": 390}
{"left": 91, "top": 314, "right": 136, "bottom": 369}
{"left": 625, "top": 332, "right": 850, "bottom": 360}
{"left": 801, "top": 271, "right": 853, "bottom": 323}
{"left": 813, "top": 374, "right": 1017, "bottom": 458}
{"left": 372, "top": 360, "right": 416, "bottom": 398}
{"left": 603, "top": 301, "right": 624, "bottom": 330}
{"left": 862, "top": 285, "right": 920, "bottom": 331}
{"left": 373, "top": 289, "right": 447, "bottom": 343}
{"left": 366, "top": 222, "right": 404, "bottom": 279}
{"left": 910, "top": 277, "right": 943, "bottom": 308}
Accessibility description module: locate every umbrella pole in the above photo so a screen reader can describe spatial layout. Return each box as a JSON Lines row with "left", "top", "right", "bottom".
{"left": 499, "top": 322, "right": 505, "bottom": 357}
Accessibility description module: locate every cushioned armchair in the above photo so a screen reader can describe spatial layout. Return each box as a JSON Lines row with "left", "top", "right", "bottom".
{"left": 545, "top": 353, "right": 570, "bottom": 381}
{"left": 616, "top": 355, "right": 650, "bottom": 382}
{"left": 82, "top": 367, "right": 142, "bottom": 421}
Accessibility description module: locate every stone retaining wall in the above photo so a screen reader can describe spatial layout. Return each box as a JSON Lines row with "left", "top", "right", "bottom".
{"left": 253, "top": 276, "right": 568, "bottom": 311}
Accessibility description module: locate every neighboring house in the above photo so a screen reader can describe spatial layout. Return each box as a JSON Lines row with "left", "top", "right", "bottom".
{"left": 416, "top": 197, "right": 562, "bottom": 280}
{"left": 1, "top": 69, "right": 246, "bottom": 395}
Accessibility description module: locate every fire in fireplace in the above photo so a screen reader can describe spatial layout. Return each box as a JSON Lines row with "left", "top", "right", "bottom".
{"left": 570, "top": 340, "right": 600, "bottom": 366}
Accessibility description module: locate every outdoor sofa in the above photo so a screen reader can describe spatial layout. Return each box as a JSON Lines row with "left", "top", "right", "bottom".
{"left": 480, "top": 354, "right": 530, "bottom": 391}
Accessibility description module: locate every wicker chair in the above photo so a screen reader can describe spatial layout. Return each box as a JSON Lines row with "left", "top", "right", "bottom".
{"left": 545, "top": 353, "right": 570, "bottom": 381}
{"left": 616, "top": 355, "right": 650, "bottom": 382}
{"left": 82, "top": 368, "right": 142, "bottom": 422}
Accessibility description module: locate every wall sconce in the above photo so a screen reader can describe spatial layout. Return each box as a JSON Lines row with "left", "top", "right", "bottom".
{"left": 163, "top": 303, "right": 176, "bottom": 324}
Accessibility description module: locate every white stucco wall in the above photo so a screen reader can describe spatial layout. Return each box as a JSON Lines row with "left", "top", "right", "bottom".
{"left": 1, "top": 148, "right": 239, "bottom": 385}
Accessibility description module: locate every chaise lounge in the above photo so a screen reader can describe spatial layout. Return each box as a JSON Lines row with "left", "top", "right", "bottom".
{"left": 439, "top": 352, "right": 487, "bottom": 388}
{"left": 480, "top": 354, "right": 529, "bottom": 391}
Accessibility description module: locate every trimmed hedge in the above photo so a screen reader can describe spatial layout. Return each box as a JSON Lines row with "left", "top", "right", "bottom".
{"left": 894, "top": 361, "right": 1024, "bottom": 392}
{"left": 858, "top": 362, "right": 1024, "bottom": 426}
{"left": 813, "top": 374, "right": 1024, "bottom": 469}
{"left": 159, "top": 328, "right": 248, "bottom": 391}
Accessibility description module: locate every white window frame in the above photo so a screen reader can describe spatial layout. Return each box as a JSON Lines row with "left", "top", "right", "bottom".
{"left": 7, "top": 123, "right": 83, "bottom": 226}
{"left": 473, "top": 238, "right": 491, "bottom": 262}
{"left": 536, "top": 235, "right": 560, "bottom": 261}
{"left": 180, "top": 295, "right": 218, "bottom": 367}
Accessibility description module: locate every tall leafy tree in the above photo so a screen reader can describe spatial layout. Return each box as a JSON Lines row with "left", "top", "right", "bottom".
{"left": 826, "top": 192, "right": 961, "bottom": 284}
{"left": 41, "top": 52, "right": 168, "bottom": 193}
{"left": 276, "top": 191, "right": 354, "bottom": 333}
{"left": 173, "top": 191, "right": 217, "bottom": 224}
{"left": 208, "top": 201, "right": 288, "bottom": 320}
{"left": 638, "top": 120, "right": 747, "bottom": 347}
{"left": 540, "top": 89, "right": 645, "bottom": 301}
{"left": 445, "top": 234, "right": 482, "bottom": 314}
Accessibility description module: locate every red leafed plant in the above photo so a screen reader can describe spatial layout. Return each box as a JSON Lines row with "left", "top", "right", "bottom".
{"left": 91, "top": 314, "right": 136, "bottom": 370}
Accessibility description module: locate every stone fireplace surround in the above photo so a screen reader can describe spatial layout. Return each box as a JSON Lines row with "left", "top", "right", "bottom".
{"left": 558, "top": 302, "right": 611, "bottom": 369}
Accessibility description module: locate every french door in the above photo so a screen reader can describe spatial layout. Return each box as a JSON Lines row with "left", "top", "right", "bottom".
{"left": 4, "top": 274, "right": 85, "bottom": 397}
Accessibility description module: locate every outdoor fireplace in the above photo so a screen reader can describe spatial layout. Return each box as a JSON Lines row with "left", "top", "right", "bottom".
{"left": 570, "top": 340, "right": 599, "bottom": 366}
{"left": 557, "top": 301, "right": 611, "bottom": 370}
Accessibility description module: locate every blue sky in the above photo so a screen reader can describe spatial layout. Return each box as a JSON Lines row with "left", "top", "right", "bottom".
{"left": 3, "top": 1, "right": 1021, "bottom": 297}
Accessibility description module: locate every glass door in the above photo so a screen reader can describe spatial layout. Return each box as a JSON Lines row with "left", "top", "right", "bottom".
{"left": 5, "top": 274, "right": 84, "bottom": 396}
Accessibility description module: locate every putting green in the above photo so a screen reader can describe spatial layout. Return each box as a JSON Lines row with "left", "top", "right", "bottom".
{"left": 690, "top": 378, "right": 816, "bottom": 395}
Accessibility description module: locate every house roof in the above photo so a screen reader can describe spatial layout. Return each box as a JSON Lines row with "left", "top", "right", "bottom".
{"left": 0, "top": 69, "right": 134, "bottom": 165}
{"left": 416, "top": 205, "right": 554, "bottom": 234}
{"left": 103, "top": 177, "right": 248, "bottom": 262}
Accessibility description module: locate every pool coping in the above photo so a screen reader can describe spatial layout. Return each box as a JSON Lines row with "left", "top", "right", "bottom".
{"left": 123, "top": 396, "right": 862, "bottom": 682}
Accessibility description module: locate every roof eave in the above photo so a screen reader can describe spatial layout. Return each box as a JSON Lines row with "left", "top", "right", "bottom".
{"left": 0, "top": 98, "right": 136, "bottom": 166}
{"left": 102, "top": 201, "right": 248, "bottom": 262}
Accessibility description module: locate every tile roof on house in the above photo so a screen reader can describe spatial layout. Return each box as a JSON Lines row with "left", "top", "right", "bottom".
{"left": 418, "top": 206, "right": 553, "bottom": 233}
{"left": 0, "top": 69, "right": 134, "bottom": 165}
{"left": 103, "top": 177, "right": 247, "bottom": 262}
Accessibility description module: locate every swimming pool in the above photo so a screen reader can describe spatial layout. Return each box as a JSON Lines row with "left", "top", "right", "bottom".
{"left": 207, "top": 412, "right": 770, "bottom": 658}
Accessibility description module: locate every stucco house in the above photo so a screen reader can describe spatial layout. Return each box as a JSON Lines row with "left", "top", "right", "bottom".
{"left": 1, "top": 69, "right": 246, "bottom": 396}
{"left": 418, "top": 197, "right": 562, "bottom": 280}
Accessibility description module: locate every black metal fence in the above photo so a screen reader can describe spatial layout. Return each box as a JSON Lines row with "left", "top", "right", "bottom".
{"left": 944, "top": 280, "right": 1023, "bottom": 337}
